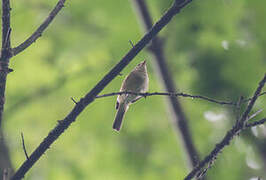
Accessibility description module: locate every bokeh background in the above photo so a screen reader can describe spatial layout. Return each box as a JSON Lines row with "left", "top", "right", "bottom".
{"left": 1, "top": 0, "right": 266, "bottom": 179}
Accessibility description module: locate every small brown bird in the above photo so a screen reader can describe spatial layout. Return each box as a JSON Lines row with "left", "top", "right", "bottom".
{"left": 113, "top": 60, "right": 149, "bottom": 131}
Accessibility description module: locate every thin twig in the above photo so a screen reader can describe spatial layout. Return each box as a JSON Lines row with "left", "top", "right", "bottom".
{"left": 128, "top": 40, "right": 135, "bottom": 47}
{"left": 245, "top": 118, "right": 266, "bottom": 128}
{"left": 247, "top": 109, "right": 263, "bottom": 121}
{"left": 20, "top": 133, "right": 29, "bottom": 160}
{"left": 12, "top": 0, "right": 66, "bottom": 56}
{"left": 70, "top": 97, "right": 77, "bottom": 104}
{"left": 184, "top": 74, "right": 266, "bottom": 180}
{"left": 242, "top": 91, "right": 266, "bottom": 103}
{"left": 239, "top": 75, "right": 266, "bottom": 124}
{"left": 11, "top": 1, "right": 193, "bottom": 179}
{"left": 96, "top": 91, "right": 266, "bottom": 106}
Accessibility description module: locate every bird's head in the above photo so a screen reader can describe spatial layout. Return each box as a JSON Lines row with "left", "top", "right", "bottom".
{"left": 134, "top": 60, "right": 147, "bottom": 72}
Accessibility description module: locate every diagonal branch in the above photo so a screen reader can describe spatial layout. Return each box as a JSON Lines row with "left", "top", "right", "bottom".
{"left": 11, "top": 1, "right": 193, "bottom": 179}
{"left": 243, "top": 91, "right": 266, "bottom": 103}
{"left": 245, "top": 118, "right": 266, "bottom": 129}
{"left": 185, "top": 74, "right": 266, "bottom": 180}
{"left": 12, "top": 0, "right": 66, "bottom": 56}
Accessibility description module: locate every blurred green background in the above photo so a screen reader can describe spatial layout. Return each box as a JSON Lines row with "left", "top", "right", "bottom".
{"left": 1, "top": 0, "right": 266, "bottom": 179}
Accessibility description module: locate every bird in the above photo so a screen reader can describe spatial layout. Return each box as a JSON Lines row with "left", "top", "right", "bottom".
{"left": 113, "top": 60, "right": 149, "bottom": 131}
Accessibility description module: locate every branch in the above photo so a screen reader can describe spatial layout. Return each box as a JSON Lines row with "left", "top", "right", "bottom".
{"left": 245, "top": 118, "right": 266, "bottom": 128}
{"left": 12, "top": 0, "right": 66, "bottom": 56}
{"left": 0, "top": 0, "right": 12, "bottom": 128}
{"left": 11, "top": 1, "right": 193, "bottom": 179}
{"left": 96, "top": 91, "right": 266, "bottom": 106}
{"left": 195, "top": 117, "right": 266, "bottom": 179}
{"left": 185, "top": 74, "right": 266, "bottom": 180}
{"left": 243, "top": 91, "right": 266, "bottom": 103}
{"left": 247, "top": 109, "right": 263, "bottom": 121}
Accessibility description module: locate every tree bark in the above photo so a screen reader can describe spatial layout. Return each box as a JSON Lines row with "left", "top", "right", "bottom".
{"left": 0, "top": 129, "right": 14, "bottom": 178}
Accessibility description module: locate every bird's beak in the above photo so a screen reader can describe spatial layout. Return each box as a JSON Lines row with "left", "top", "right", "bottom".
{"left": 141, "top": 60, "right": 146, "bottom": 65}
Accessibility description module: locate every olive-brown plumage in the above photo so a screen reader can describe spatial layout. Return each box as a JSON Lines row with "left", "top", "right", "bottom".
{"left": 113, "top": 60, "right": 149, "bottom": 131}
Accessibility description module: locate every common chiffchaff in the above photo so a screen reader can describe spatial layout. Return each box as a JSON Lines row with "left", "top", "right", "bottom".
{"left": 113, "top": 60, "right": 149, "bottom": 131}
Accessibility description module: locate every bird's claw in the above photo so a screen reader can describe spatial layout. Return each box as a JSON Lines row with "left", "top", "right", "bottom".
{"left": 143, "top": 92, "right": 148, "bottom": 99}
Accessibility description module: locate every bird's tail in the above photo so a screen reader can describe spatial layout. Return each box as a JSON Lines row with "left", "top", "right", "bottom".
{"left": 113, "top": 103, "right": 127, "bottom": 131}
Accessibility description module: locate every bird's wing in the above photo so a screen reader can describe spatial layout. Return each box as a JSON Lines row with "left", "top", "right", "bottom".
{"left": 120, "top": 72, "right": 143, "bottom": 92}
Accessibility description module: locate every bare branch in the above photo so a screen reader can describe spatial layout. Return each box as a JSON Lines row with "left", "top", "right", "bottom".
{"left": 240, "top": 75, "right": 266, "bottom": 124}
{"left": 245, "top": 118, "right": 266, "bottom": 128}
{"left": 184, "top": 74, "right": 266, "bottom": 180}
{"left": 197, "top": 118, "right": 266, "bottom": 179}
{"left": 12, "top": 0, "right": 66, "bottom": 56}
{"left": 128, "top": 40, "right": 135, "bottom": 48}
{"left": 20, "top": 133, "right": 29, "bottom": 160}
{"left": 70, "top": 97, "right": 77, "bottom": 104}
{"left": 247, "top": 109, "right": 263, "bottom": 121}
{"left": 96, "top": 91, "right": 266, "bottom": 106}
{"left": 243, "top": 91, "right": 266, "bottom": 103}
{"left": 11, "top": 1, "right": 193, "bottom": 179}
{"left": 0, "top": 0, "right": 12, "bottom": 128}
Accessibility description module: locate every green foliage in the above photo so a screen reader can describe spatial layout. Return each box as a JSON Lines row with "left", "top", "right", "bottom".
{"left": 1, "top": 0, "right": 265, "bottom": 179}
